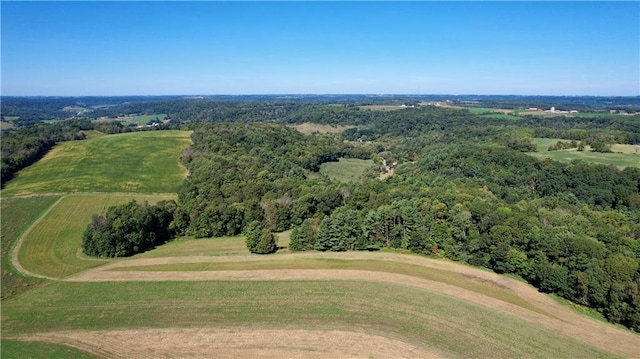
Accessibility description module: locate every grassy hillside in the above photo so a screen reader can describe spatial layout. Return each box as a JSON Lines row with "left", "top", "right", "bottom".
{"left": 16, "top": 193, "right": 176, "bottom": 279}
{"left": 1, "top": 279, "right": 618, "bottom": 358}
{"left": 0, "top": 196, "right": 59, "bottom": 299}
{"left": 1, "top": 130, "right": 192, "bottom": 196}
{"left": 529, "top": 138, "right": 640, "bottom": 169}
{"left": 1, "top": 340, "right": 96, "bottom": 359}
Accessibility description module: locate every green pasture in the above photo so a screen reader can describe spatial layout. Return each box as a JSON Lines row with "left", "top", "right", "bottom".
{"left": 1, "top": 130, "right": 192, "bottom": 196}
{"left": 119, "top": 113, "right": 168, "bottom": 126}
{"left": 1, "top": 340, "right": 96, "bottom": 359}
{"left": 320, "top": 158, "right": 374, "bottom": 182}
{"left": 1, "top": 196, "right": 60, "bottom": 299}
{"left": 17, "top": 193, "right": 176, "bottom": 279}
{"left": 135, "top": 236, "right": 250, "bottom": 258}
{"left": 1, "top": 280, "right": 616, "bottom": 358}
{"left": 530, "top": 138, "right": 640, "bottom": 169}
{"left": 134, "top": 230, "right": 290, "bottom": 258}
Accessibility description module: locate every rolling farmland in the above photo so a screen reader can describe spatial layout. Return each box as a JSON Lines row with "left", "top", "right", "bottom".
{"left": 2, "top": 128, "right": 639, "bottom": 358}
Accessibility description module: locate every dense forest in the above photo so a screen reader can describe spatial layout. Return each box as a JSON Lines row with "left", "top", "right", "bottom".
{"left": 3, "top": 97, "right": 640, "bottom": 331}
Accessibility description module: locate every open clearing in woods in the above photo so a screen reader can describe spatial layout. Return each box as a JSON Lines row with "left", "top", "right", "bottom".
{"left": 320, "top": 158, "right": 374, "bottom": 182}
{"left": 290, "top": 122, "right": 355, "bottom": 135}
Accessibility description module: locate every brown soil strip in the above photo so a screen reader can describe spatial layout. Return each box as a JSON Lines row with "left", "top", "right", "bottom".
{"left": 12, "top": 328, "right": 439, "bottom": 359}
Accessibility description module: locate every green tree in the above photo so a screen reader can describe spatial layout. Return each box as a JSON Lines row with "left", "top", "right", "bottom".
{"left": 289, "top": 219, "right": 314, "bottom": 252}
{"left": 255, "top": 229, "right": 277, "bottom": 254}
{"left": 244, "top": 221, "right": 263, "bottom": 253}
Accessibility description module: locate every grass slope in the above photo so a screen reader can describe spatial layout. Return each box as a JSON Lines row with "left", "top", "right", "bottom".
{"left": 1, "top": 340, "right": 96, "bottom": 359}
{"left": 1, "top": 196, "right": 60, "bottom": 299}
{"left": 529, "top": 138, "right": 640, "bottom": 169}
{"left": 17, "top": 193, "right": 176, "bottom": 279}
{"left": 320, "top": 158, "right": 374, "bottom": 182}
{"left": 1, "top": 130, "right": 192, "bottom": 196}
{"left": 1, "top": 280, "right": 617, "bottom": 358}
{"left": 112, "top": 257, "right": 544, "bottom": 315}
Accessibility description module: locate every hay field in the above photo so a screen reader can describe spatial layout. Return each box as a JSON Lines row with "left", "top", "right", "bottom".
{"left": 1, "top": 130, "right": 192, "bottom": 196}
{"left": 14, "top": 193, "right": 177, "bottom": 279}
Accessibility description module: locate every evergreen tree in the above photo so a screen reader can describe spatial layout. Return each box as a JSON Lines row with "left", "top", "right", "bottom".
{"left": 244, "top": 221, "right": 263, "bottom": 253}
{"left": 289, "top": 219, "right": 315, "bottom": 252}
{"left": 255, "top": 229, "right": 277, "bottom": 254}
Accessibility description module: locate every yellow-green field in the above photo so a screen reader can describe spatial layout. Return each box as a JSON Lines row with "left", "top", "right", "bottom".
{"left": 1, "top": 130, "right": 192, "bottom": 196}
{"left": 15, "top": 193, "right": 176, "bottom": 279}
{"left": 529, "top": 138, "right": 640, "bottom": 169}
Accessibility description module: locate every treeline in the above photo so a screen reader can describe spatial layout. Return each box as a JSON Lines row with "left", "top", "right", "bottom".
{"left": 285, "top": 179, "right": 639, "bottom": 330}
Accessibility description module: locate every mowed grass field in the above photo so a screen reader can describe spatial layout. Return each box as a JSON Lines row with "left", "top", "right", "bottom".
{"left": 1, "top": 279, "right": 618, "bottom": 359}
{"left": 320, "top": 158, "right": 374, "bottom": 182}
{"left": 1, "top": 130, "right": 192, "bottom": 196}
{"left": 529, "top": 138, "right": 640, "bottom": 169}
{"left": 1, "top": 196, "right": 60, "bottom": 299}
{"left": 17, "top": 193, "right": 176, "bottom": 279}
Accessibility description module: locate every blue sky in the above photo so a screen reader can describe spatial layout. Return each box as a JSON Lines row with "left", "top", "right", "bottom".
{"left": 1, "top": 1, "right": 638, "bottom": 96}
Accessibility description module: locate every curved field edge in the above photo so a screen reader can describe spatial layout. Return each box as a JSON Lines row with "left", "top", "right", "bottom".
{"left": 1, "top": 280, "right": 621, "bottom": 359}
{"left": 0, "top": 339, "right": 98, "bottom": 359}
{"left": 110, "top": 257, "right": 545, "bottom": 316}
{"left": 4, "top": 329, "right": 436, "bottom": 359}
{"left": 1, "top": 196, "right": 60, "bottom": 299}
{"left": 1, "top": 130, "right": 192, "bottom": 196}
{"left": 15, "top": 193, "right": 177, "bottom": 279}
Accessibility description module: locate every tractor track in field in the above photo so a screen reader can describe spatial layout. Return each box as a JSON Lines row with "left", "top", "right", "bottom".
{"left": 10, "top": 196, "right": 64, "bottom": 281}
{"left": 7, "top": 328, "right": 441, "bottom": 359}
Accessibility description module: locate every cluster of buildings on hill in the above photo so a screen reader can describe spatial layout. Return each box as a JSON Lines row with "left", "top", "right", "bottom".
{"left": 528, "top": 107, "right": 579, "bottom": 114}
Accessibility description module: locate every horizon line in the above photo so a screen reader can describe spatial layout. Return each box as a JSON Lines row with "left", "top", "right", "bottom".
{"left": 2, "top": 93, "right": 640, "bottom": 98}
